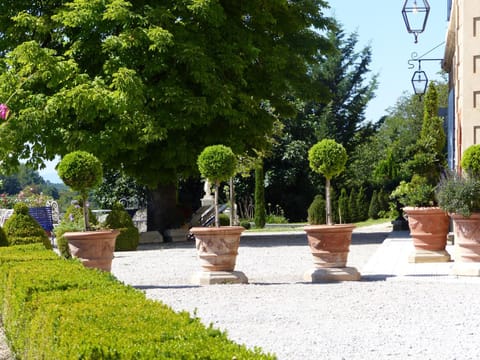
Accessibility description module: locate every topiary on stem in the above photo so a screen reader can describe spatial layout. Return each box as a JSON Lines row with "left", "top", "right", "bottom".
{"left": 56, "top": 151, "right": 103, "bottom": 231}
{"left": 308, "top": 139, "right": 347, "bottom": 225}
{"left": 197, "top": 145, "right": 237, "bottom": 227}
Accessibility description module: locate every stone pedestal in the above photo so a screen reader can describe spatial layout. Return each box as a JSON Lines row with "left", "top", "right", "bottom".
{"left": 303, "top": 267, "right": 361, "bottom": 282}
{"left": 408, "top": 249, "right": 451, "bottom": 263}
{"left": 452, "top": 263, "right": 480, "bottom": 276}
{"left": 139, "top": 231, "right": 164, "bottom": 245}
{"left": 191, "top": 271, "right": 248, "bottom": 285}
{"left": 164, "top": 228, "right": 189, "bottom": 242}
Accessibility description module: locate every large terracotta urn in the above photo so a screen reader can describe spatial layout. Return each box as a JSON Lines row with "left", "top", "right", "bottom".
{"left": 64, "top": 230, "right": 119, "bottom": 272}
{"left": 303, "top": 224, "right": 360, "bottom": 282}
{"left": 450, "top": 213, "right": 480, "bottom": 276}
{"left": 403, "top": 207, "right": 451, "bottom": 263}
{"left": 190, "top": 226, "right": 248, "bottom": 285}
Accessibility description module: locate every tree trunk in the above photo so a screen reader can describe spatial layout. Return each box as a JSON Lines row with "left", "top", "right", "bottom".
{"left": 214, "top": 181, "right": 220, "bottom": 227}
{"left": 147, "top": 183, "right": 181, "bottom": 233}
{"left": 326, "top": 178, "right": 332, "bottom": 225}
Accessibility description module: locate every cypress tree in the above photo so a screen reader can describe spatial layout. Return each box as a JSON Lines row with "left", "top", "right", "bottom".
{"left": 254, "top": 162, "right": 266, "bottom": 228}
{"left": 348, "top": 188, "right": 357, "bottom": 222}
{"left": 356, "top": 187, "right": 368, "bottom": 221}
{"left": 368, "top": 190, "right": 379, "bottom": 219}
{"left": 338, "top": 188, "right": 349, "bottom": 223}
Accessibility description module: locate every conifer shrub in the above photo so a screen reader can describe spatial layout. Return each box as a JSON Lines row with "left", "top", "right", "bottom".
{"left": 0, "top": 226, "right": 7, "bottom": 247}
{"left": 4, "top": 203, "right": 51, "bottom": 249}
{"left": 218, "top": 213, "right": 230, "bottom": 226}
{"left": 368, "top": 190, "right": 380, "bottom": 219}
{"left": 254, "top": 164, "right": 266, "bottom": 228}
{"left": 307, "top": 195, "right": 326, "bottom": 225}
{"left": 338, "top": 188, "right": 349, "bottom": 223}
{"left": 103, "top": 202, "right": 139, "bottom": 251}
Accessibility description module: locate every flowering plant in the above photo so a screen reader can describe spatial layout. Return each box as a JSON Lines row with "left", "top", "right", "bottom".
{"left": 0, "top": 104, "right": 10, "bottom": 121}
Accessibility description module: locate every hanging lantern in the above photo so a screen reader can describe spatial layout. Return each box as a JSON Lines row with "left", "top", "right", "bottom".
{"left": 402, "top": 0, "right": 430, "bottom": 43}
{"left": 411, "top": 68, "right": 428, "bottom": 96}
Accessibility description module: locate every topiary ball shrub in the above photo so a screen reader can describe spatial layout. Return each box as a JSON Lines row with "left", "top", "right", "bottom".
{"left": 57, "top": 151, "right": 103, "bottom": 230}
{"left": 307, "top": 195, "right": 326, "bottom": 225}
{"left": 308, "top": 139, "right": 347, "bottom": 180}
{"left": 197, "top": 145, "right": 237, "bottom": 227}
{"left": 57, "top": 151, "right": 103, "bottom": 194}
{"left": 218, "top": 213, "right": 230, "bottom": 226}
{"left": 4, "top": 203, "right": 52, "bottom": 249}
{"left": 103, "top": 202, "right": 139, "bottom": 251}
{"left": 240, "top": 220, "right": 251, "bottom": 230}
{"left": 197, "top": 145, "right": 237, "bottom": 184}
{"left": 461, "top": 144, "right": 480, "bottom": 178}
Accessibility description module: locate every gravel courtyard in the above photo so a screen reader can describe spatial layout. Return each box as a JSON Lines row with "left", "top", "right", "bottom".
{"left": 111, "top": 224, "right": 480, "bottom": 360}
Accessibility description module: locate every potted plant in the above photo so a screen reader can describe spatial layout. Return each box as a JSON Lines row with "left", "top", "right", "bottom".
{"left": 437, "top": 144, "right": 480, "bottom": 276}
{"left": 190, "top": 145, "right": 248, "bottom": 285}
{"left": 303, "top": 139, "right": 360, "bottom": 282}
{"left": 56, "top": 151, "right": 119, "bottom": 272}
{"left": 392, "top": 83, "right": 450, "bottom": 263}
{"left": 391, "top": 175, "right": 450, "bottom": 263}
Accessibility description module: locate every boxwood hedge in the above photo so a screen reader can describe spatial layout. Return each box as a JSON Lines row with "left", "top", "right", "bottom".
{"left": 0, "top": 245, "right": 275, "bottom": 359}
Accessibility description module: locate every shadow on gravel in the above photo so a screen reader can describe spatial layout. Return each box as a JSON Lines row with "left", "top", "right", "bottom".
{"left": 360, "top": 274, "right": 396, "bottom": 282}
{"left": 134, "top": 285, "right": 200, "bottom": 290}
{"left": 351, "top": 232, "right": 391, "bottom": 245}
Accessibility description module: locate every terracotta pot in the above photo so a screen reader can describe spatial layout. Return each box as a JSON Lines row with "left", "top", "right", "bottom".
{"left": 403, "top": 207, "right": 450, "bottom": 251}
{"left": 64, "top": 230, "right": 119, "bottom": 272}
{"left": 451, "top": 213, "right": 480, "bottom": 262}
{"left": 304, "top": 224, "right": 355, "bottom": 268}
{"left": 303, "top": 224, "right": 360, "bottom": 282}
{"left": 190, "top": 226, "right": 244, "bottom": 271}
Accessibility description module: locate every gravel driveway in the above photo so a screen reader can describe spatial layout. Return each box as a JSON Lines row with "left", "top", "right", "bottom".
{"left": 111, "top": 223, "right": 480, "bottom": 360}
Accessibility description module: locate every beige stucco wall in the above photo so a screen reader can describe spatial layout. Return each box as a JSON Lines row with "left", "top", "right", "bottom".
{"left": 443, "top": 0, "right": 480, "bottom": 170}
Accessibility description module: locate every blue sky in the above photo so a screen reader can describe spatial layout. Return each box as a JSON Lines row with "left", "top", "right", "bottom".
{"left": 39, "top": 1, "right": 450, "bottom": 183}
{"left": 327, "top": 0, "right": 449, "bottom": 121}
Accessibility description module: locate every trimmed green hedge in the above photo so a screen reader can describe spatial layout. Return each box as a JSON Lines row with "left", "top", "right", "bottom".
{"left": 0, "top": 245, "right": 275, "bottom": 359}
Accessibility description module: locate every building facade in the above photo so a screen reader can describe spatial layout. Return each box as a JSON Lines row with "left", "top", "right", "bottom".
{"left": 443, "top": 0, "right": 480, "bottom": 170}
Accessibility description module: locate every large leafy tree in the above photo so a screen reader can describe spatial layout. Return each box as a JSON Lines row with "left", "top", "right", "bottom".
{"left": 0, "top": 0, "right": 333, "bottom": 231}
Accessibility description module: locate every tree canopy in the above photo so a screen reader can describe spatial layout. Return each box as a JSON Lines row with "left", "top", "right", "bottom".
{"left": 0, "top": 0, "right": 334, "bottom": 190}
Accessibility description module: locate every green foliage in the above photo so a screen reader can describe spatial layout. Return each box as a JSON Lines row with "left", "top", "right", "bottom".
{"left": 254, "top": 164, "right": 266, "bottom": 229}
{"left": 308, "top": 139, "right": 348, "bottom": 180}
{"left": 406, "top": 83, "right": 446, "bottom": 187}
{"left": 57, "top": 151, "right": 102, "bottom": 230}
{"left": 218, "top": 213, "right": 230, "bottom": 226}
{"left": 461, "top": 144, "right": 480, "bottom": 178}
{"left": 437, "top": 171, "right": 480, "bottom": 217}
{"left": 93, "top": 169, "right": 147, "bottom": 209}
{"left": 103, "top": 202, "right": 139, "bottom": 251}
{"left": 356, "top": 187, "right": 368, "bottom": 221}
{"left": 0, "top": 1, "right": 334, "bottom": 195}
{"left": 197, "top": 145, "right": 237, "bottom": 185}
{"left": 57, "top": 151, "right": 103, "bottom": 196}
{"left": 53, "top": 220, "right": 83, "bottom": 259}
{"left": 391, "top": 175, "right": 435, "bottom": 208}
{"left": 307, "top": 195, "right": 326, "bottom": 225}
{"left": 54, "top": 203, "right": 99, "bottom": 258}
{"left": 3, "top": 203, "right": 51, "bottom": 249}
{"left": 368, "top": 190, "right": 380, "bottom": 219}
{"left": 239, "top": 220, "right": 251, "bottom": 230}
{"left": 338, "top": 188, "right": 350, "bottom": 223}
{"left": 0, "top": 246, "right": 274, "bottom": 359}
{"left": 348, "top": 188, "right": 357, "bottom": 222}
{"left": 0, "top": 227, "right": 7, "bottom": 247}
